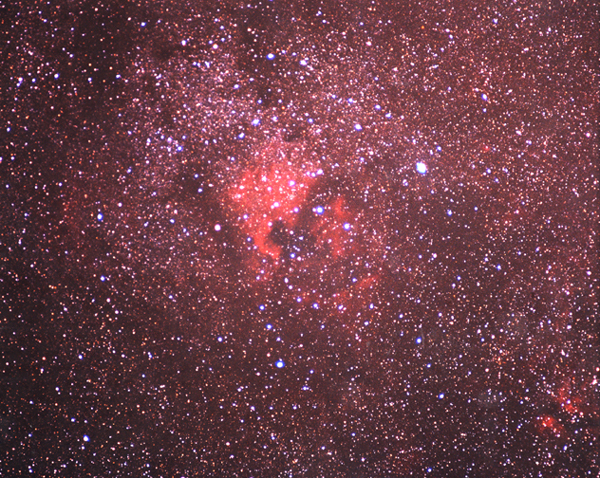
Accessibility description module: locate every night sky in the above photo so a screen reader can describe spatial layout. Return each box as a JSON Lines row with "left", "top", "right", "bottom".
{"left": 1, "top": 1, "right": 599, "bottom": 476}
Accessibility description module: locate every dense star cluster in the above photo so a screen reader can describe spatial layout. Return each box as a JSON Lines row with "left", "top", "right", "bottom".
{"left": 1, "top": 0, "right": 598, "bottom": 476}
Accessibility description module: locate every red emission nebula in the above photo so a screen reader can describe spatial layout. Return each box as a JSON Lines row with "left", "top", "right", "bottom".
{"left": 225, "top": 136, "right": 367, "bottom": 263}
{"left": 223, "top": 135, "right": 388, "bottom": 333}
{"left": 225, "top": 136, "right": 319, "bottom": 262}
{"left": 2, "top": 1, "right": 598, "bottom": 477}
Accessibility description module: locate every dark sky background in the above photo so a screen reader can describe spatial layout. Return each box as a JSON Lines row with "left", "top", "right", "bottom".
{"left": 1, "top": 1, "right": 598, "bottom": 476}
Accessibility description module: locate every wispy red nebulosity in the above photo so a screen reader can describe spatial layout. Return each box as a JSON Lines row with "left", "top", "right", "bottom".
{"left": 226, "top": 135, "right": 318, "bottom": 262}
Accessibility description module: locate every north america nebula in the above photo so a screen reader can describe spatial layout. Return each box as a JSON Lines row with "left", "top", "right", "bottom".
{"left": 1, "top": 1, "right": 598, "bottom": 476}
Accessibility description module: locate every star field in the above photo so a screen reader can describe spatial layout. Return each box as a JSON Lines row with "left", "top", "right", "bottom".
{"left": 1, "top": 1, "right": 599, "bottom": 476}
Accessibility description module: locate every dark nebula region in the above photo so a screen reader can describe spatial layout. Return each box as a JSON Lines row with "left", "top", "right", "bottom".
{"left": 1, "top": 1, "right": 599, "bottom": 476}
